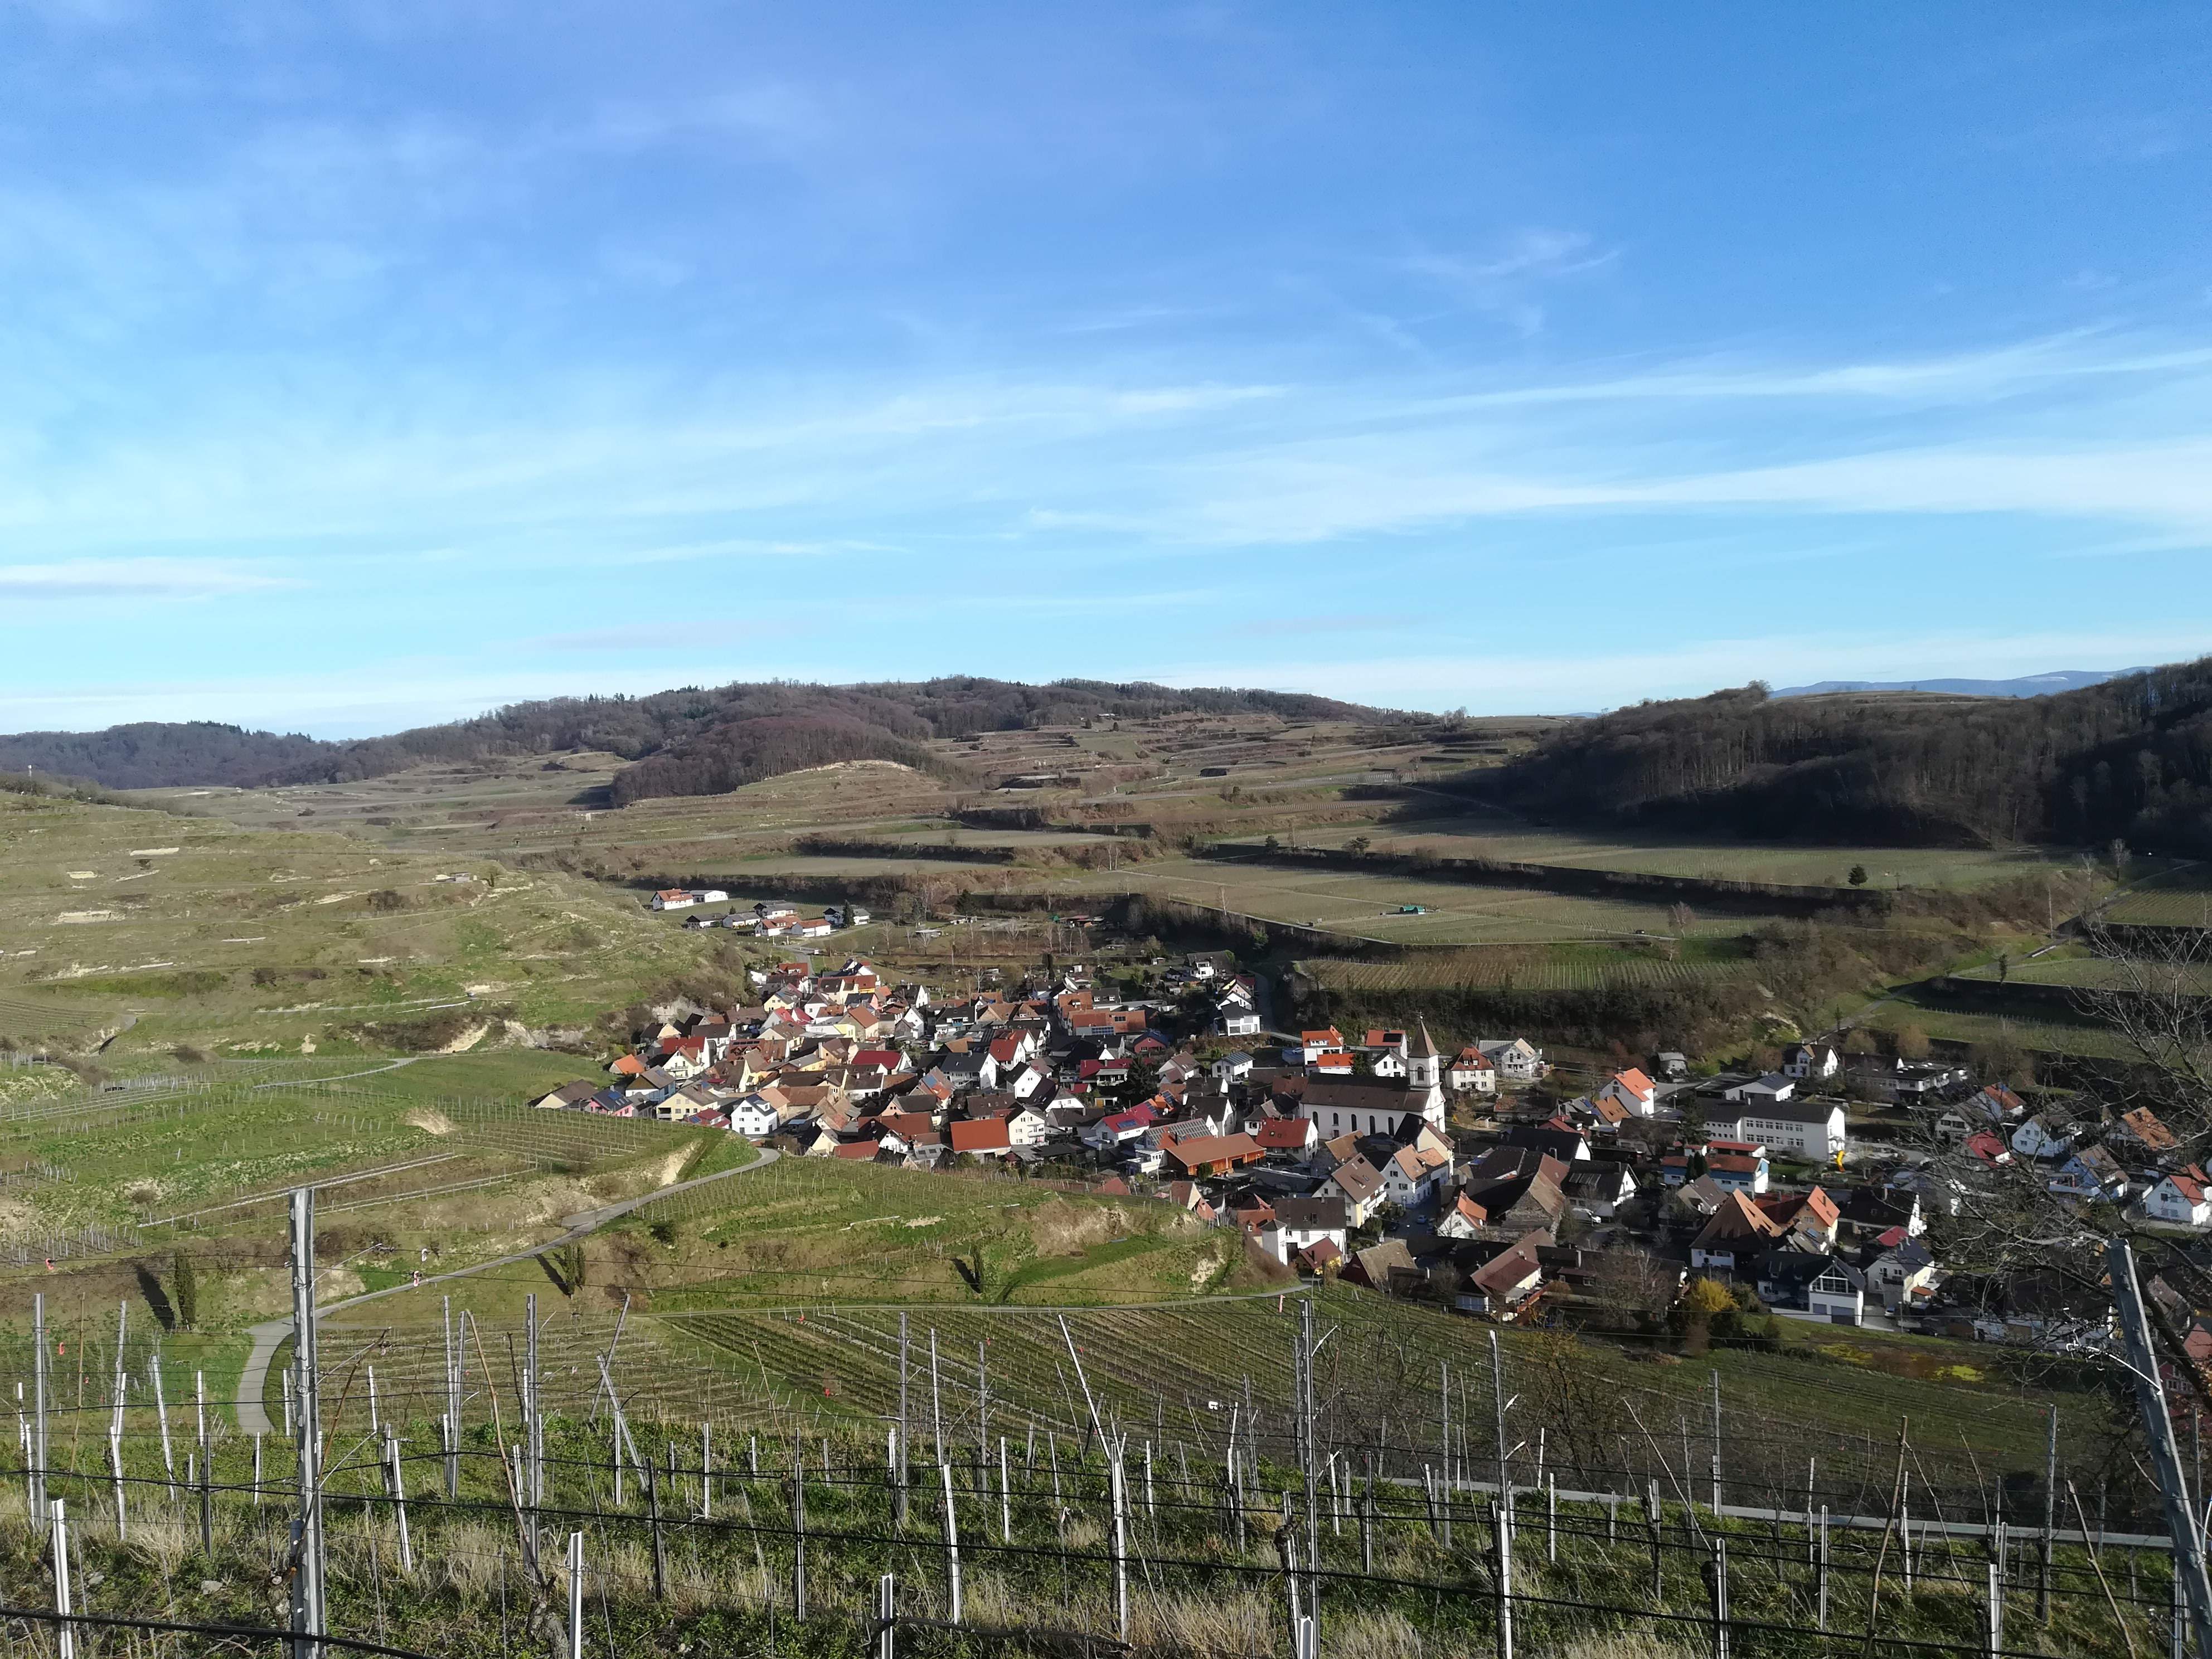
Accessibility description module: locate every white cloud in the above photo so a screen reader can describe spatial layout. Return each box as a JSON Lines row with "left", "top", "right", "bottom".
{"left": 0, "top": 557, "right": 292, "bottom": 600}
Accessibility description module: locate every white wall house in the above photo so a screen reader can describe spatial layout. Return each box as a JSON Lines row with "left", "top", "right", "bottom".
{"left": 2147, "top": 1172, "right": 2212, "bottom": 1228}
{"left": 1734, "top": 1100, "right": 1847, "bottom": 1161}
{"left": 1260, "top": 1197, "right": 1350, "bottom": 1265}
{"left": 1807, "top": 1261, "right": 1865, "bottom": 1325}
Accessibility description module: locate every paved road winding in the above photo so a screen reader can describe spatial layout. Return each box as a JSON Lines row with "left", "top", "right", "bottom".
{"left": 233, "top": 1146, "right": 780, "bottom": 1433}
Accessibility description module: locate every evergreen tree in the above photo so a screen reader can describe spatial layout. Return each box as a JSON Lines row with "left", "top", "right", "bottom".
{"left": 173, "top": 1248, "right": 200, "bottom": 1332}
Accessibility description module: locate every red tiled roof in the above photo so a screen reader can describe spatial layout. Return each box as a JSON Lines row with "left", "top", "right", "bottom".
{"left": 949, "top": 1118, "right": 1012, "bottom": 1154}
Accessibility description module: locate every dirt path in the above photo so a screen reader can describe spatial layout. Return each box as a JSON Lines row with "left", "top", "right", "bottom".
{"left": 233, "top": 1144, "right": 781, "bottom": 1433}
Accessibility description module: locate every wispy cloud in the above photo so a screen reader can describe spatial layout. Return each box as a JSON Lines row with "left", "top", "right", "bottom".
{"left": 1401, "top": 229, "right": 1618, "bottom": 336}
{"left": 0, "top": 557, "right": 293, "bottom": 600}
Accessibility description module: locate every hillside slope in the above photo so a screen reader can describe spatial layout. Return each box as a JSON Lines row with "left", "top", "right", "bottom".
{"left": 1495, "top": 656, "right": 2212, "bottom": 852}
{"left": 0, "top": 677, "right": 1381, "bottom": 799}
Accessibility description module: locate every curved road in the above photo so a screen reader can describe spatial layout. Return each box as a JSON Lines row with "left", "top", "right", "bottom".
{"left": 234, "top": 1146, "right": 780, "bottom": 1433}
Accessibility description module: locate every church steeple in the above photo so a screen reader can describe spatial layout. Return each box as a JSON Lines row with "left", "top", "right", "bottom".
{"left": 1406, "top": 1019, "right": 1442, "bottom": 1090}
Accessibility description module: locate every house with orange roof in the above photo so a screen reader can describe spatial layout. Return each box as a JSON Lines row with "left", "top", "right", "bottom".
{"left": 1598, "top": 1068, "right": 1658, "bottom": 1118}
{"left": 1299, "top": 1027, "right": 1346, "bottom": 1063}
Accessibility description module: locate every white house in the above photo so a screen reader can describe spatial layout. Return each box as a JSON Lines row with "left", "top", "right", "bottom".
{"left": 1865, "top": 1239, "right": 1937, "bottom": 1312}
{"left": 1597, "top": 1068, "right": 1658, "bottom": 1119}
{"left": 1725, "top": 1072, "right": 1797, "bottom": 1107}
{"left": 1807, "top": 1260, "right": 1866, "bottom": 1325}
{"left": 1006, "top": 1105, "right": 1051, "bottom": 1148}
{"left": 1259, "top": 1196, "right": 1350, "bottom": 1265}
{"left": 1448, "top": 1046, "right": 1498, "bottom": 1094}
{"left": 1211, "top": 1051, "right": 1255, "bottom": 1083}
{"left": 1321, "top": 1155, "right": 1386, "bottom": 1225}
{"left": 1216, "top": 1000, "right": 1263, "bottom": 1039}
{"left": 727, "top": 1095, "right": 782, "bottom": 1138}
{"left": 692, "top": 888, "right": 731, "bottom": 904}
{"left": 1561, "top": 1161, "right": 1638, "bottom": 1219}
{"left": 1781, "top": 1044, "right": 1840, "bottom": 1081}
{"left": 650, "top": 889, "right": 697, "bottom": 911}
{"left": 1734, "top": 1099, "right": 1847, "bottom": 1162}
{"left": 794, "top": 917, "right": 836, "bottom": 939}
{"left": 1300, "top": 1027, "right": 1347, "bottom": 1064}
{"left": 2011, "top": 1112, "right": 2083, "bottom": 1160}
{"left": 2147, "top": 1170, "right": 2212, "bottom": 1228}
{"left": 1478, "top": 1037, "right": 1546, "bottom": 1081}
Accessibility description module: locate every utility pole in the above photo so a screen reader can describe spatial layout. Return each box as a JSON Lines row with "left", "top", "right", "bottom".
{"left": 289, "top": 1189, "right": 327, "bottom": 1659}
{"left": 2111, "top": 1237, "right": 2212, "bottom": 1657}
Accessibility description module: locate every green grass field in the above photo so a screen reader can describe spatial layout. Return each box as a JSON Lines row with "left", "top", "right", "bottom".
{"left": 1298, "top": 816, "right": 2092, "bottom": 891}
{"left": 1067, "top": 856, "right": 1797, "bottom": 944}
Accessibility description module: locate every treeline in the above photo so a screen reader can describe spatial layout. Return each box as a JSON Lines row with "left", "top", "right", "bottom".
{"left": 1493, "top": 657, "right": 2212, "bottom": 853}
{"left": 0, "top": 722, "right": 327, "bottom": 790}
{"left": 0, "top": 676, "right": 1380, "bottom": 797}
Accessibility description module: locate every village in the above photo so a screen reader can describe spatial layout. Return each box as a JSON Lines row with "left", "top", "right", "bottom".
{"left": 527, "top": 892, "right": 2208, "bottom": 1355}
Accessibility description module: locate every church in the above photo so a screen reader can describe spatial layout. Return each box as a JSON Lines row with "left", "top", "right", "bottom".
{"left": 1294, "top": 1021, "right": 1446, "bottom": 1139}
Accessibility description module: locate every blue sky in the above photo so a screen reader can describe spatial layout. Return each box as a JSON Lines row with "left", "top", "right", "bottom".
{"left": 2, "top": 3, "right": 2209, "bottom": 736}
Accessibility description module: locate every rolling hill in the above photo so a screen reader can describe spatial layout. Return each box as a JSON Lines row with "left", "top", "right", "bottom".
{"left": 1493, "top": 656, "right": 2212, "bottom": 853}
{"left": 0, "top": 677, "right": 1381, "bottom": 801}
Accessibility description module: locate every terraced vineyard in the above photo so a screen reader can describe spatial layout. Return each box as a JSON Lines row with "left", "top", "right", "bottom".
{"left": 637, "top": 1287, "right": 2107, "bottom": 1510}
{"left": 1299, "top": 947, "right": 1752, "bottom": 994}
{"left": 0, "top": 986, "right": 119, "bottom": 1045}
{"left": 2103, "top": 870, "right": 2212, "bottom": 928}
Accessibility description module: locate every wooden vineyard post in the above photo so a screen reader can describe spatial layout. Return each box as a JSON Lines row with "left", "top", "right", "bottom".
{"left": 2041, "top": 1405, "right": 2058, "bottom": 1622}
{"left": 792, "top": 1446, "right": 807, "bottom": 1623}
{"left": 645, "top": 1454, "right": 666, "bottom": 1601}
{"left": 1649, "top": 1479, "right": 1664, "bottom": 1604}
{"left": 1110, "top": 1450, "right": 1129, "bottom": 1646}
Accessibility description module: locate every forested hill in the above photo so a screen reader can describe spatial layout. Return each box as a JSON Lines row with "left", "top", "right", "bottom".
{"left": 0, "top": 721, "right": 332, "bottom": 790}
{"left": 0, "top": 678, "right": 1377, "bottom": 797}
{"left": 1495, "top": 656, "right": 2212, "bottom": 853}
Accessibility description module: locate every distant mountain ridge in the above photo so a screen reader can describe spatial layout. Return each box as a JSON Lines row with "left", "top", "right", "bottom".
{"left": 0, "top": 677, "right": 1380, "bottom": 799}
{"left": 1777, "top": 668, "right": 2145, "bottom": 698}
